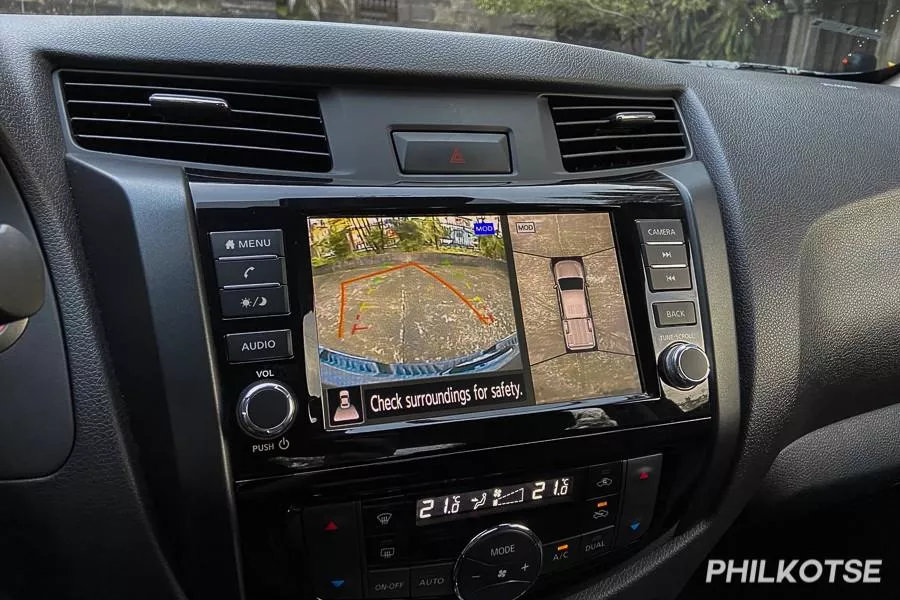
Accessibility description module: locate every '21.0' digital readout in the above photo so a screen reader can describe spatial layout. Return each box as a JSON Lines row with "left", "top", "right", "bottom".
{"left": 416, "top": 475, "right": 575, "bottom": 525}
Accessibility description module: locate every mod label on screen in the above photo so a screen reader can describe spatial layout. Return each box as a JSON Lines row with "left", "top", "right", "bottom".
{"left": 514, "top": 221, "right": 536, "bottom": 234}
{"left": 473, "top": 222, "right": 496, "bottom": 235}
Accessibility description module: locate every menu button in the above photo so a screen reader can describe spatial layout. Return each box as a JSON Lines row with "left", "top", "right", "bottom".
{"left": 210, "top": 229, "right": 284, "bottom": 258}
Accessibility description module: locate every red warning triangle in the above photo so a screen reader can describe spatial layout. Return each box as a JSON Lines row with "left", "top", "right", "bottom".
{"left": 324, "top": 520, "right": 339, "bottom": 532}
{"left": 449, "top": 147, "right": 466, "bottom": 164}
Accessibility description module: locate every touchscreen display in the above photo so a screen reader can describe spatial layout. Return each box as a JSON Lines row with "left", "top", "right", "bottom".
{"left": 307, "top": 214, "right": 641, "bottom": 429}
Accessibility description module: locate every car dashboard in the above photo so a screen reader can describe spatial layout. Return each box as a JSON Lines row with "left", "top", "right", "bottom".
{"left": 1, "top": 14, "right": 900, "bottom": 600}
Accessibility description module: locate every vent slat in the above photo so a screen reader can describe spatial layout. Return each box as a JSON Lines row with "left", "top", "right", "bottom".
{"left": 562, "top": 146, "right": 688, "bottom": 159}
{"left": 61, "top": 70, "right": 332, "bottom": 173}
{"left": 551, "top": 105, "right": 676, "bottom": 112}
{"left": 70, "top": 117, "right": 328, "bottom": 140}
{"left": 75, "top": 135, "right": 331, "bottom": 157}
{"left": 64, "top": 81, "right": 318, "bottom": 103}
{"left": 67, "top": 99, "right": 150, "bottom": 107}
{"left": 558, "top": 133, "right": 684, "bottom": 143}
{"left": 554, "top": 119, "right": 611, "bottom": 126}
{"left": 547, "top": 95, "right": 688, "bottom": 172}
{"left": 231, "top": 108, "right": 323, "bottom": 122}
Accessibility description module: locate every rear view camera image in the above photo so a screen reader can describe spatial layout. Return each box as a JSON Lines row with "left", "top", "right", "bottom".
{"left": 508, "top": 214, "right": 641, "bottom": 404}
{"left": 308, "top": 216, "right": 525, "bottom": 428}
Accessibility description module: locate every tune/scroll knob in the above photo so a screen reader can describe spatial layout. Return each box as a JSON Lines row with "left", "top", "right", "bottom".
{"left": 453, "top": 524, "right": 542, "bottom": 600}
{"left": 236, "top": 380, "right": 297, "bottom": 440}
{"left": 659, "top": 342, "right": 710, "bottom": 389}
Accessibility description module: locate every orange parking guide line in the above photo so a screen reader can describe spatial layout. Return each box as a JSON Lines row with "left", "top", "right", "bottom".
{"left": 337, "top": 282, "right": 347, "bottom": 339}
{"left": 336, "top": 261, "right": 494, "bottom": 339}
{"left": 410, "top": 262, "right": 493, "bottom": 325}
{"left": 342, "top": 262, "right": 412, "bottom": 285}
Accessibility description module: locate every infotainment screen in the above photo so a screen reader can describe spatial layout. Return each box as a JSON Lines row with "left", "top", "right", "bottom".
{"left": 306, "top": 213, "right": 641, "bottom": 429}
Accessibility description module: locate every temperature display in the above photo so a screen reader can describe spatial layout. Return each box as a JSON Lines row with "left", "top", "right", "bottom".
{"left": 416, "top": 475, "right": 576, "bottom": 525}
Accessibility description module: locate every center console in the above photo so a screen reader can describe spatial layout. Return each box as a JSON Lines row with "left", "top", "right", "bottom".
{"left": 192, "top": 176, "right": 718, "bottom": 600}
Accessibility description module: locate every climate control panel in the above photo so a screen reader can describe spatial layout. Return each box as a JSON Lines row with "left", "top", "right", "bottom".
{"left": 292, "top": 455, "right": 663, "bottom": 600}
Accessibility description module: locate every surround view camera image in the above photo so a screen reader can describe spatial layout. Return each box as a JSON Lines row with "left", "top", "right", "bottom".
{"left": 508, "top": 213, "right": 642, "bottom": 404}
{"left": 308, "top": 216, "right": 521, "bottom": 392}
{"left": 306, "top": 213, "right": 643, "bottom": 428}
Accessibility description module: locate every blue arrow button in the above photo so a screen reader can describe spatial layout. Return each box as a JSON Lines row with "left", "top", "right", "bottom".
{"left": 629, "top": 521, "right": 641, "bottom": 531}
{"left": 330, "top": 580, "right": 345, "bottom": 589}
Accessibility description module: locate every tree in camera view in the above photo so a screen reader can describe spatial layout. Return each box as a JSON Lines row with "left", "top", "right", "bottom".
{"left": 311, "top": 217, "right": 505, "bottom": 266}
{"left": 309, "top": 215, "right": 517, "bottom": 372}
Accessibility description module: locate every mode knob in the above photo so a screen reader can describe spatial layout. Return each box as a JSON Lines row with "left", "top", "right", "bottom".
{"left": 236, "top": 380, "right": 297, "bottom": 440}
{"left": 659, "top": 342, "right": 710, "bottom": 389}
{"left": 453, "top": 524, "right": 542, "bottom": 600}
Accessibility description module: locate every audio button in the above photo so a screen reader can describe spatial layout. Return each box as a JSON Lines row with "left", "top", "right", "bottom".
{"left": 226, "top": 329, "right": 293, "bottom": 363}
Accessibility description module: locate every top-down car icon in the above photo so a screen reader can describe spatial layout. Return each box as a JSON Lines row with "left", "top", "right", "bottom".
{"left": 552, "top": 259, "right": 597, "bottom": 352}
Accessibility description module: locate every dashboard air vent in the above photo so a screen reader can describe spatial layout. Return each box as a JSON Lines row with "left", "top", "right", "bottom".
{"left": 60, "top": 71, "right": 332, "bottom": 172}
{"left": 547, "top": 95, "right": 687, "bottom": 172}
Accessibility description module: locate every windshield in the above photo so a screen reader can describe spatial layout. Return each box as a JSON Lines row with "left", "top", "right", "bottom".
{"left": 4, "top": 0, "right": 894, "bottom": 72}
{"left": 558, "top": 277, "right": 584, "bottom": 291}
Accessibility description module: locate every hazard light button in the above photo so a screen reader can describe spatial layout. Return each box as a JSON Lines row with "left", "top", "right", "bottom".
{"left": 392, "top": 132, "right": 512, "bottom": 174}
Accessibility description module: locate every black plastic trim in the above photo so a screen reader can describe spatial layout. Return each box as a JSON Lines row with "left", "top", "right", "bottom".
{"left": 659, "top": 161, "right": 740, "bottom": 519}
{"left": 66, "top": 154, "right": 245, "bottom": 600}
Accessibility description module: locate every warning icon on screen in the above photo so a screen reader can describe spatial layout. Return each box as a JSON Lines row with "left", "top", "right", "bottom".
{"left": 327, "top": 387, "right": 364, "bottom": 427}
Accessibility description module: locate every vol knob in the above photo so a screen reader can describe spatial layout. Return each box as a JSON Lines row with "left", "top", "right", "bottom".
{"left": 659, "top": 343, "right": 710, "bottom": 389}
{"left": 236, "top": 380, "right": 297, "bottom": 440}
